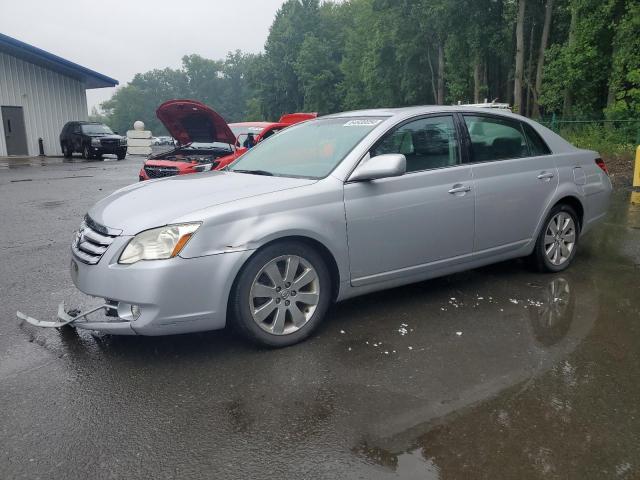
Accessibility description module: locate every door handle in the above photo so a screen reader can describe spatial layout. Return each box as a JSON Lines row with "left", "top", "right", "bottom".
{"left": 448, "top": 184, "right": 471, "bottom": 194}
{"left": 537, "top": 171, "right": 555, "bottom": 180}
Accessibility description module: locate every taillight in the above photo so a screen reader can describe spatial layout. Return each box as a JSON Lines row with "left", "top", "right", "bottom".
{"left": 595, "top": 158, "right": 609, "bottom": 175}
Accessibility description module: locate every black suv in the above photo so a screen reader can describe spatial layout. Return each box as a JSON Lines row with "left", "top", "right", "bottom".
{"left": 60, "top": 121, "right": 127, "bottom": 160}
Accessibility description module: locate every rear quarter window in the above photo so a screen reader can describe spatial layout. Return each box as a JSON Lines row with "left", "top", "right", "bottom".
{"left": 522, "top": 122, "right": 552, "bottom": 155}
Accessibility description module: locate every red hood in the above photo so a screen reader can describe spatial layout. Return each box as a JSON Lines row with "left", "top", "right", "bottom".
{"left": 156, "top": 99, "right": 236, "bottom": 146}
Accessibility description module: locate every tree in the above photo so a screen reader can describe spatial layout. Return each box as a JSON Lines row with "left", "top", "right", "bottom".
{"left": 99, "top": 0, "right": 638, "bottom": 130}
{"left": 605, "top": 1, "right": 640, "bottom": 121}
{"left": 101, "top": 54, "right": 258, "bottom": 134}
{"left": 295, "top": 35, "right": 342, "bottom": 113}
{"left": 532, "top": 0, "right": 554, "bottom": 117}
{"left": 254, "top": 0, "right": 322, "bottom": 118}
{"left": 514, "top": 0, "right": 527, "bottom": 113}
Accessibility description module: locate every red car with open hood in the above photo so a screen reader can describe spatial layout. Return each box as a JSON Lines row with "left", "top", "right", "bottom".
{"left": 139, "top": 99, "right": 236, "bottom": 181}
{"left": 139, "top": 100, "right": 316, "bottom": 181}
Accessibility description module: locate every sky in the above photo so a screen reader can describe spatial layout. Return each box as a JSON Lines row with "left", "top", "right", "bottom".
{"left": 0, "top": 0, "right": 287, "bottom": 111}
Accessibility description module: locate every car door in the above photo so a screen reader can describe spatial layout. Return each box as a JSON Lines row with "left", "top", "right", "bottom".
{"left": 344, "top": 114, "right": 475, "bottom": 286}
{"left": 463, "top": 114, "right": 558, "bottom": 254}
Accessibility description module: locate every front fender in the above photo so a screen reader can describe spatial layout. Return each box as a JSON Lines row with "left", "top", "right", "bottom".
{"left": 179, "top": 180, "right": 350, "bottom": 286}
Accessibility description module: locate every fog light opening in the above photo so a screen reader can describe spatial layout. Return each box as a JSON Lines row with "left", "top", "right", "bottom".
{"left": 131, "top": 305, "right": 142, "bottom": 320}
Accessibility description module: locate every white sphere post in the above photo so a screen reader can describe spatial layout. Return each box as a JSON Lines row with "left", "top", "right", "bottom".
{"left": 126, "top": 120, "right": 152, "bottom": 156}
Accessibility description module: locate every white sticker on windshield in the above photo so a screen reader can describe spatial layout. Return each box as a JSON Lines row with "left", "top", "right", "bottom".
{"left": 343, "top": 119, "right": 383, "bottom": 127}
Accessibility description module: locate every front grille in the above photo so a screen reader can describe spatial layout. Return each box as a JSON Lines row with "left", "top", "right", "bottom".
{"left": 71, "top": 217, "right": 119, "bottom": 265}
{"left": 100, "top": 139, "right": 120, "bottom": 147}
{"left": 144, "top": 166, "right": 179, "bottom": 178}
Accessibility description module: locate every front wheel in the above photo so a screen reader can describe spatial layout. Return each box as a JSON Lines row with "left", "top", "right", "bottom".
{"left": 82, "top": 145, "right": 92, "bottom": 159}
{"left": 62, "top": 143, "right": 72, "bottom": 158}
{"left": 230, "top": 241, "right": 331, "bottom": 347}
{"left": 530, "top": 204, "right": 580, "bottom": 272}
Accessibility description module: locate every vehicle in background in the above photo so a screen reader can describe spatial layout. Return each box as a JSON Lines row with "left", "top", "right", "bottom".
{"left": 215, "top": 113, "right": 318, "bottom": 170}
{"left": 60, "top": 121, "right": 127, "bottom": 160}
{"left": 66, "top": 106, "right": 611, "bottom": 347}
{"left": 151, "top": 136, "right": 174, "bottom": 146}
{"left": 139, "top": 99, "right": 236, "bottom": 181}
{"left": 139, "top": 103, "right": 316, "bottom": 180}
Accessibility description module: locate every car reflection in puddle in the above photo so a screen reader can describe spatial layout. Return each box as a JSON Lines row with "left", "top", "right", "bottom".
{"left": 529, "top": 277, "right": 574, "bottom": 347}
{"left": 351, "top": 274, "right": 605, "bottom": 478}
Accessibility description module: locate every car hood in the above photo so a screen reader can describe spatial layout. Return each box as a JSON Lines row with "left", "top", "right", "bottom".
{"left": 88, "top": 171, "right": 316, "bottom": 235}
{"left": 156, "top": 99, "right": 236, "bottom": 146}
{"left": 89, "top": 134, "right": 122, "bottom": 140}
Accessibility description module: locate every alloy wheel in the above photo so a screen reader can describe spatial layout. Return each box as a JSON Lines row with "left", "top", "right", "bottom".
{"left": 544, "top": 212, "right": 576, "bottom": 266}
{"left": 249, "top": 255, "right": 320, "bottom": 335}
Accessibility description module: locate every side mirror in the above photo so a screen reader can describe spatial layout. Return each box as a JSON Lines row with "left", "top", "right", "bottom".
{"left": 114, "top": 131, "right": 119, "bottom": 135}
{"left": 349, "top": 154, "right": 406, "bottom": 182}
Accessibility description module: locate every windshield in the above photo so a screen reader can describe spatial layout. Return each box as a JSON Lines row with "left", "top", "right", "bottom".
{"left": 81, "top": 124, "right": 114, "bottom": 135}
{"left": 228, "top": 117, "right": 385, "bottom": 179}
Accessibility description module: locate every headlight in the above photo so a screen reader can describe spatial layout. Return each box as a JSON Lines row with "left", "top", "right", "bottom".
{"left": 192, "top": 163, "right": 214, "bottom": 172}
{"left": 120, "top": 137, "right": 128, "bottom": 145}
{"left": 118, "top": 223, "right": 201, "bottom": 264}
{"left": 91, "top": 138, "right": 101, "bottom": 146}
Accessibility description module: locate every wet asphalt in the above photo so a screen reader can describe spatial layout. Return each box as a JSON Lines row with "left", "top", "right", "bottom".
{"left": 1, "top": 155, "right": 639, "bottom": 479}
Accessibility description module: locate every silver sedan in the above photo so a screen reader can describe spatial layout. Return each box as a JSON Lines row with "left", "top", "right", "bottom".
{"left": 68, "top": 106, "right": 611, "bottom": 346}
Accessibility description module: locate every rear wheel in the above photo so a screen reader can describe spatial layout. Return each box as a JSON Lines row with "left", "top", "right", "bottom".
{"left": 530, "top": 204, "right": 580, "bottom": 272}
{"left": 230, "top": 241, "right": 331, "bottom": 347}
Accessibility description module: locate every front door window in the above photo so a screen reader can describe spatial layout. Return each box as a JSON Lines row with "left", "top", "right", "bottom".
{"left": 371, "top": 115, "right": 459, "bottom": 172}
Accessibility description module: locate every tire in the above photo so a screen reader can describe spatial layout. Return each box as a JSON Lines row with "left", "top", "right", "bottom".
{"left": 229, "top": 241, "right": 332, "bottom": 347}
{"left": 117, "top": 152, "right": 126, "bottom": 160}
{"left": 62, "top": 143, "right": 72, "bottom": 158}
{"left": 530, "top": 203, "right": 580, "bottom": 273}
{"left": 82, "top": 145, "right": 91, "bottom": 160}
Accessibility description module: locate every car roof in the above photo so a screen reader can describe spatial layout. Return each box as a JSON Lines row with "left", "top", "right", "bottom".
{"left": 229, "top": 122, "right": 272, "bottom": 128}
{"left": 322, "top": 105, "right": 525, "bottom": 122}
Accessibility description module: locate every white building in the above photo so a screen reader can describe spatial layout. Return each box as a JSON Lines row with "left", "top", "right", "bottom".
{"left": 0, "top": 33, "right": 117, "bottom": 157}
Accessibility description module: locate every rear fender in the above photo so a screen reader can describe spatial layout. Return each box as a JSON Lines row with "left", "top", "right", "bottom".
{"left": 527, "top": 184, "right": 586, "bottom": 252}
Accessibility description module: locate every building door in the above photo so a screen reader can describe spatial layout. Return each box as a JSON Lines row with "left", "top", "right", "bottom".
{"left": 2, "top": 106, "right": 29, "bottom": 156}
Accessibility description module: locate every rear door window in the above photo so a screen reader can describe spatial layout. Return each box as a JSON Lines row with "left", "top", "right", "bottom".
{"left": 371, "top": 115, "right": 460, "bottom": 173}
{"left": 464, "top": 115, "right": 529, "bottom": 162}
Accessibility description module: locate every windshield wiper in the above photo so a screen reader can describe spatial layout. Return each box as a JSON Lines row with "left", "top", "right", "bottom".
{"left": 232, "top": 169, "right": 274, "bottom": 176}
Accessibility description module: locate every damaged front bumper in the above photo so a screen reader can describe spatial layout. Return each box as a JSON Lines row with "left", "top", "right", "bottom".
{"left": 17, "top": 301, "right": 137, "bottom": 334}
{"left": 17, "top": 246, "right": 252, "bottom": 336}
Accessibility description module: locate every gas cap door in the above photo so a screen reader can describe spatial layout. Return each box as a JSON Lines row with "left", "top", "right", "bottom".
{"left": 573, "top": 166, "right": 586, "bottom": 185}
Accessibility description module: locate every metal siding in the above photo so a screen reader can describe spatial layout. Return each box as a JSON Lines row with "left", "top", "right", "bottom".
{"left": 0, "top": 50, "right": 89, "bottom": 156}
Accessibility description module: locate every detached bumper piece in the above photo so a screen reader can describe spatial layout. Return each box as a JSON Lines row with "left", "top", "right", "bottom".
{"left": 17, "top": 301, "right": 119, "bottom": 329}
